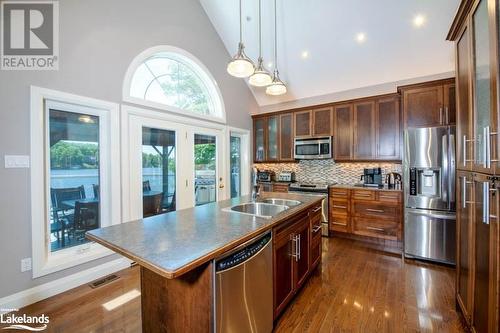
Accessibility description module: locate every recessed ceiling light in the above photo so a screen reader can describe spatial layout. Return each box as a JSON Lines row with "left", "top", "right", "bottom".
{"left": 356, "top": 33, "right": 366, "bottom": 43}
{"left": 301, "top": 51, "right": 309, "bottom": 59}
{"left": 413, "top": 14, "right": 425, "bottom": 28}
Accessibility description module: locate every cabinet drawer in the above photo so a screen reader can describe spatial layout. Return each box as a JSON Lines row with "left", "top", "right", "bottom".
{"left": 329, "top": 198, "right": 349, "bottom": 215}
{"left": 329, "top": 188, "right": 349, "bottom": 197}
{"left": 377, "top": 191, "right": 401, "bottom": 203}
{"left": 273, "top": 184, "right": 289, "bottom": 193}
{"left": 352, "top": 190, "right": 376, "bottom": 200}
{"left": 310, "top": 208, "right": 322, "bottom": 227}
{"left": 352, "top": 217, "right": 398, "bottom": 240}
{"left": 330, "top": 215, "right": 349, "bottom": 233}
{"left": 352, "top": 202, "right": 398, "bottom": 219}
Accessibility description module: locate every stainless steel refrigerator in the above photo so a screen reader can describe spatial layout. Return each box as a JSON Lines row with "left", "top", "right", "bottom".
{"left": 403, "top": 126, "right": 456, "bottom": 264}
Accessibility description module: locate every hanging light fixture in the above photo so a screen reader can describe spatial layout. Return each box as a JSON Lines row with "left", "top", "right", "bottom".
{"left": 227, "top": 0, "right": 255, "bottom": 78}
{"left": 266, "top": 0, "right": 287, "bottom": 96}
{"left": 249, "top": 0, "right": 272, "bottom": 87}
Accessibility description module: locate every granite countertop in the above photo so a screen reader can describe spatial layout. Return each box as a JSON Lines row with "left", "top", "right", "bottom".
{"left": 330, "top": 184, "right": 403, "bottom": 192}
{"left": 86, "top": 192, "right": 321, "bottom": 279}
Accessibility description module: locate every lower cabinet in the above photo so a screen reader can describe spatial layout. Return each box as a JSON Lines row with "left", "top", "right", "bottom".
{"left": 273, "top": 204, "right": 322, "bottom": 319}
{"left": 329, "top": 187, "right": 402, "bottom": 241}
{"left": 456, "top": 171, "right": 499, "bottom": 333}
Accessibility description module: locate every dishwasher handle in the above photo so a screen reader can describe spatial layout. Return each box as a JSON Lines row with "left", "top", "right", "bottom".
{"left": 215, "top": 232, "right": 272, "bottom": 272}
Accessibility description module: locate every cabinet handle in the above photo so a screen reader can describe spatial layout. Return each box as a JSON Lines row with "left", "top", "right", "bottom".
{"left": 332, "top": 221, "right": 347, "bottom": 226}
{"left": 366, "top": 208, "right": 385, "bottom": 213}
{"left": 366, "top": 226, "right": 384, "bottom": 232}
{"left": 485, "top": 126, "right": 499, "bottom": 168}
{"left": 290, "top": 234, "right": 298, "bottom": 261}
{"left": 297, "top": 234, "right": 301, "bottom": 261}
{"left": 312, "top": 225, "right": 322, "bottom": 233}
{"left": 445, "top": 106, "right": 449, "bottom": 124}
{"left": 483, "top": 182, "right": 490, "bottom": 224}
{"left": 312, "top": 206, "right": 322, "bottom": 213}
{"left": 333, "top": 205, "right": 347, "bottom": 209}
{"left": 439, "top": 107, "right": 443, "bottom": 124}
{"left": 461, "top": 176, "right": 474, "bottom": 208}
{"left": 463, "top": 135, "right": 475, "bottom": 167}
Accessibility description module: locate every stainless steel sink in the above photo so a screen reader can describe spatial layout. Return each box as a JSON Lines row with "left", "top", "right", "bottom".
{"left": 261, "top": 198, "right": 302, "bottom": 207}
{"left": 223, "top": 202, "right": 290, "bottom": 219}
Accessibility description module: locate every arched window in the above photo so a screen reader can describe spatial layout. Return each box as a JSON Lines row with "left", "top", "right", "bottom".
{"left": 123, "top": 46, "right": 225, "bottom": 122}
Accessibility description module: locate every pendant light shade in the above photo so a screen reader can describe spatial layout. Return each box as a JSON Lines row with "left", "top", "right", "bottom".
{"left": 266, "top": 0, "right": 287, "bottom": 96}
{"left": 227, "top": 42, "right": 255, "bottom": 78}
{"left": 249, "top": 0, "right": 272, "bottom": 87}
{"left": 266, "top": 69, "right": 287, "bottom": 95}
{"left": 227, "top": 0, "right": 254, "bottom": 78}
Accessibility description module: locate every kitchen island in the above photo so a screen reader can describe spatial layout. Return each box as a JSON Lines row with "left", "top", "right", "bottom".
{"left": 87, "top": 192, "right": 323, "bottom": 332}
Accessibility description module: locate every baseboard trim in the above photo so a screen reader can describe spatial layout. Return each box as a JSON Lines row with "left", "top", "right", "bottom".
{"left": 0, "top": 257, "right": 132, "bottom": 311}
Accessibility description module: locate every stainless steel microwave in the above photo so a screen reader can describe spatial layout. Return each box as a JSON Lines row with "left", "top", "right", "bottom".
{"left": 294, "top": 137, "right": 332, "bottom": 159}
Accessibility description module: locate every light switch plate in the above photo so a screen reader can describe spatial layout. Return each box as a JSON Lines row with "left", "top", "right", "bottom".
{"left": 21, "top": 258, "right": 32, "bottom": 272}
{"left": 4, "top": 155, "right": 30, "bottom": 168}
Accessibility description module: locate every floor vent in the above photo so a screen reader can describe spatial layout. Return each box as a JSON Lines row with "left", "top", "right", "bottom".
{"left": 89, "top": 274, "right": 120, "bottom": 289}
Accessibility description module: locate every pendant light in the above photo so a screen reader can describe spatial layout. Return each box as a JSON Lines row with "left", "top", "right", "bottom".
{"left": 227, "top": 0, "right": 255, "bottom": 78}
{"left": 249, "top": 0, "right": 272, "bottom": 87}
{"left": 266, "top": 0, "right": 287, "bottom": 96}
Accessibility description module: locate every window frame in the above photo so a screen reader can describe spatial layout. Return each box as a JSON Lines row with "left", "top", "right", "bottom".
{"left": 123, "top": 45, "right": 227, "bottom": 124}
{"left": 30, "top": 86, "right": 121, "bottom": 278}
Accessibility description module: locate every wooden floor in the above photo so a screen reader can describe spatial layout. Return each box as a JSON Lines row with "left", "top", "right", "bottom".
{"left": 2, "top": 237, "right": 466, "bottom": 333}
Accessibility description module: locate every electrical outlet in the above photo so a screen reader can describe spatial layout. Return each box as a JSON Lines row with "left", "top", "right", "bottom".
{"left": 21, "top": 258, "right": 32, "bottom": 272}
{"left": 5, "top": 155, "right": 30, "bottom": 168}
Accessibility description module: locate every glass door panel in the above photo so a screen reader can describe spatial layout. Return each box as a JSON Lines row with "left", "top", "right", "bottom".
{"left": 194, "top": 134, "right": 217, "bottom": 206}
{"left": 267, "top": 116, "right": 279, "bottom": 161}
{"left": 142, "top": 127, "right": 176, "bottom": 217}
{"left": 230, "top": 135, "right": 241, "bottom": 198}
{"left": 472, "top": 0, "right": 492, "bottom": 169}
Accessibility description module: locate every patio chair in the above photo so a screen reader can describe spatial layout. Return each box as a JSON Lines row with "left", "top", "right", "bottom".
{"left": 143, "top": 180, "right": 151, "bottom": 192}
{"left": 92, "top": 184, "right": 99, "bottom": 199}
{"left": 50, "top": 186, "right": 86, "bottom": 244}
{"left": 143, "top": 192, "right": 163, "bottom": 217}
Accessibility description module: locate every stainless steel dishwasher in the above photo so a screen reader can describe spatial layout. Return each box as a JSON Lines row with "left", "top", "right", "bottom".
{"left": 214, "top": 231, "right": 273, "bottom": 333}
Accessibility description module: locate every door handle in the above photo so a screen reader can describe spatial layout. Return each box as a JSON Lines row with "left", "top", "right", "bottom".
{"left": 366, "top": 226, "right": 384, "bottom": 232}
{"left": 366, "top": 208, "right": 384, "bottom": 213}
{"left": 312, "top": 225, "right": 322, "bottom": 233}
{"left": 333, "top": 205, "right": 347, "bottom": 209}
{"left": 483, "top": 182, "right": 490, "bottom": 224}
{"left": 312, "top": 206, "right": 322, "bottom": 213}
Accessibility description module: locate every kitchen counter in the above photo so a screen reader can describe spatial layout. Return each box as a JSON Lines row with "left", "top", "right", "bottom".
{"left": 330, "top": 184, "right": 403, "bottom": 192}
{"left": 87, "top": 192, "right": 321, "bottom": 279}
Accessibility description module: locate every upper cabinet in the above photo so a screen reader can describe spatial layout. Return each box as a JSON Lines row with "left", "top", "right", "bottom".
{"left": 448, "top": 0, "right": 499, "bottom": 175}
{"left": 267, "top": 115, "right": 279, "bottom": 162}
{"left": 376, "top": 97, "right": 400, "bottom": 160}
{"left": 399, "top": 78, "right": 456, "bottom": 128}
{"left": 334, "top": 104, "right": 353, "bottom": 160}
{"left": 254, "top": 117, "right": 266, "bottom": 162}
{"left": 294, "top": 111, "right": 312, "bottom": 137}
{"left": 353, "top": 101, "right": 376, "bottom": 159}
{"left": 279, "top": 113, "right": 294, "bottom": 161}
{"left": 312, "top": 107, "right": 333, "bottom": 136}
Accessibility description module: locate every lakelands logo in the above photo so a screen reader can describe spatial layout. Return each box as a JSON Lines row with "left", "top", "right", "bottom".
{"left": 0, "top": 309, "right": 49, "bottom": 331}
{"left": 0, "top": 1, "right": 59, "bottom": 70}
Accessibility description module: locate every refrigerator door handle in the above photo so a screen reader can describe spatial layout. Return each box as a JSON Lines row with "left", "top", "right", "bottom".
{"left": 441, "top": 134, "right": 449, "bottom": 207}
{"left": 449, "top": 131, "right": 455, "bottom": 206}
{"left": 405, "top": 208, "right": 456, "bottom": 220}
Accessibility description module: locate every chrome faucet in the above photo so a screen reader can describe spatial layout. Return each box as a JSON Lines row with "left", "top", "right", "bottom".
{"left": 251, "top": 166, "right": 260, "bottom": 200}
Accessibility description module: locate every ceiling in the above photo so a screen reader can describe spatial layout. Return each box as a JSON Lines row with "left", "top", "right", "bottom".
{"left": 200, "top": 0, "right": 460, "bottom": 107}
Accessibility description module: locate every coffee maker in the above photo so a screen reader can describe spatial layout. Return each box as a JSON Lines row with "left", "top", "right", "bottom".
{"left": 360, "top": 168, "right": 383, "bottom": 187}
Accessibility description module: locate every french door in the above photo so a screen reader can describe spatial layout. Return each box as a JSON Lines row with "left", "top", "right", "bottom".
{"left": 123, "top": 109, "right": 225, "bottom": 221}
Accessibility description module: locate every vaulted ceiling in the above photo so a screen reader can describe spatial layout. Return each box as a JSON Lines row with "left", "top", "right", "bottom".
{"left": 200, "top": 0, "right": 460, "bottom": 107}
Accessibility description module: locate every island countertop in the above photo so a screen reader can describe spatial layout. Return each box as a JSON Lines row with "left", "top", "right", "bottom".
{"left": 86, "top": 192, "right": 322, "bottom": 279}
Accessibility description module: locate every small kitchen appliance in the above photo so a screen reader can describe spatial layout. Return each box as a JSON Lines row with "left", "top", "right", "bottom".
{"left": 257, "top": 170, "right": 274, "bottom": 183}
{"left": 294, "top": 136, "right": 332, "bottom": 160}
{"left": 277, "top": 171, "right": 295, "bottom": 182}
{"left": 360, "top": 168, "right": 383, "bottom": 187}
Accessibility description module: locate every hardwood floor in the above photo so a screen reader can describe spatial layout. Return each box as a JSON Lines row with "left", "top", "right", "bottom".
{"left": 2, "top": 237, "right": 466, "bottom": 332}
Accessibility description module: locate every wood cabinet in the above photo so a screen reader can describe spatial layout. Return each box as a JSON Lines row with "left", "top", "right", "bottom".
{"left": 329, "top": 187, "right": 402, "bottom": 241}
{"left": 399, "top": 79, "right": 456, "bottom": 128}
{"left": 254, "top": 117, "right": 266, "bottom": 162}
{"left": 312, "top": 107, "right": 333, "bottom": 136}
{"left": 279, "top": 113, "right": 294, "bottom": 161}
{"left": 376, "top": 97, "right": 401, "bottom": 160}
{"left": 334, "top": 104, "right": 353, "bottom": 160}
{"left": 294, "top": 111, "right": 312, "bottom": 137}
{"left": 272, "top": 183, "right": 289, "bottom": 193}
{"left": 353, "top": 101, "right": 375, "bottom": 159}
{"left": 273, "top": 204, "right": 322, "bottom": 318}
{"left": 267, "top": 115, "right": 279, "bottom": 161}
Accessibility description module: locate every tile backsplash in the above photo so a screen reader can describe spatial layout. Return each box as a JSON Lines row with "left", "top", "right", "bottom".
{"left": 255, "top": 160, "right": 402, "bottom": 185}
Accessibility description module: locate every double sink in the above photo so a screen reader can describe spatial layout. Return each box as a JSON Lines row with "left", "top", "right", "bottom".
{"left": 223, "top": 198, "right": 302, "bottom": 219}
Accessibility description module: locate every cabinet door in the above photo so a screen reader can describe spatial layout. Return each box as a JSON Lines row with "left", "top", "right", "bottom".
{"left": 353, "top": 101, "right": 376, "bottom": 159}
{"left": 334, "top": 104, "right": 353, "bottom": 160}
{"left": 456, "top": 172, "right": 473, "bottom": 323}
{"left": 273, "top": 234, "right": 294, "bottom": 317}
{"left": 312, "top": 107, "right": 333, "bottom": 136}
{"left": 253, "top": 118, "right": 266, "bottom": 162}
{"left": 444, "top": 84, "right": 456, "bottom": 125}
{"left": 472, "top": 173, "right": 496, "bottom": 333}
{"left": 280, "top": 113, "right": 294, "bottom": 161}
{"left": 293, "top": 221, "right": 310, "bottom": 289}
{"left": 267, "top": 115, "right": 279, "bottom": 161}
{"left": 403, "top": 85, "right": 444, "bottom": 127}
{"left": 294, "top": 111, "right": 312, "bottom": 137}
{"left": 376, "top": 97, "right": 400, "bottom": 160}
{"left": 456, "top": 26, "right": 473, "bottom": 171}
{"left": 471, "top": 0, "right": 496, "bottom": 174}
